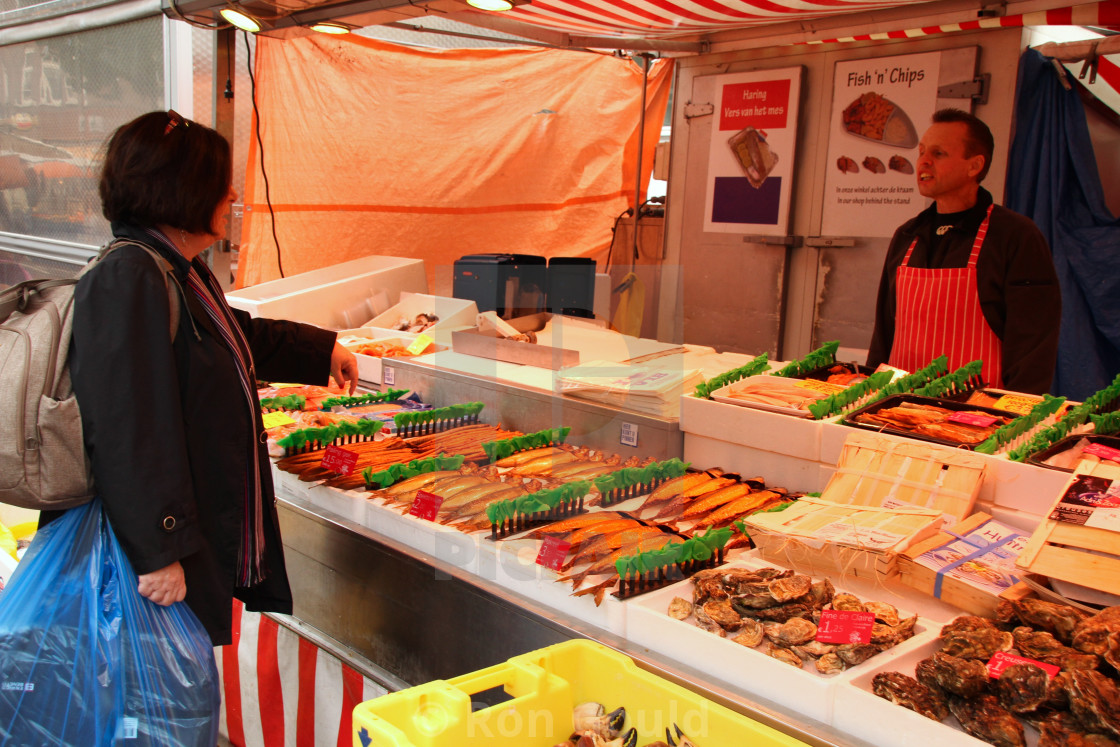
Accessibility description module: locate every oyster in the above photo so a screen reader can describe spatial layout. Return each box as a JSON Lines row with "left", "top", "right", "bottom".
{"left": 776, "top": 617, "right": 818, "bottom": 646}
{"left": 1013, "top": 625, "right": 1100, "bottom": 670}
{"left": 806, "top": 578, "right": 835, "bottom": 610}
{"left": 1067, "top": 669, "right": 1120, "bottom": 738}
{"left": 918, "top": 652, "right": 988, "bottom": 698}
{"left": 793, "top": 640, "right": 835, "bottom": 659}
{"left": 692, "top": 605, "right": 726, "bottom": 637}
{"left": 732, "top": 618, "right": 764, "bottom": 648}
{"left": 701, "top": 598, "right": 743, "bottom": 631}
{"left": 996, "top": 663, "right": 1050, "bottom": 714}
{"left": 754, "top": 603, "right": 812, "bottom": 623}
{"left": 1012, "top": 598, "right": 1089, "bottom": 644}
{"left": 1106, "top": 631, "right": 1120, "bottom": 672}
{"left": 754, "top": 567, "right": 792, "bottom": 580}
{"left": 816, "top": 652, "right": 845, "bottom": 674}
{"left": 762, "top": 621, "right": 784, "bottom": 645}
{"left": 995, "top": 600, "right": 1019, "bottom": 626}
{"left": 692, "top": 577, "right": 728, "bottom": 605}
{"left": 732, "top": 593, "right": 782, "bottom": 612}
{"left": 1038, "top": 711, "right": 1120, "bottom": 747}
{"left": 769, "top": 574, "right": 812, "bottom": 603}
{"left": 894, "top": 615, "right": 919, "bottom": 641}
{"left": 864, "top": 601, "right": 900, "bottom": 627}
{"left": 871, "top": 672, "right": 949, "bottom": 721}
{"left": 766, "top": 644, "right": 804, "bottom": 668}
{"left": 941, "top": 628, "right": 1014, "bottom": 660}
{"left": 667, "top": 597, "right": 693, "bottom": 621}
{"left": 836, "top": 643, "right": 879, "bottom": 666}
{"left": 948, "top": 694, "right": 1026, "bottom": 747}
{"left": 941, "top": 615, "right": 997, "bottom": 638}
{"left": 831, "top": 593, "right": 864, "bottom": 612}
{"left": 1073, "top": 606, "right": 1120, "bottom": 655}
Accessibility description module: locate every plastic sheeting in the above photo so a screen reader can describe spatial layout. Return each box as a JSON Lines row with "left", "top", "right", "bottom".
{"left": 236, "top": 35, "right": 673, "bottom": 290}
{"left": 1007, "top": 49, "right": 1120, "bottom": 400}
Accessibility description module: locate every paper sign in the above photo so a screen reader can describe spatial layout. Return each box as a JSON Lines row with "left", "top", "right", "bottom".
{"left": 1084, "top": 443, "right": 1120, "bottom": 463}
{"left": 535, "top": 536, "right": 571, "bottom": 571}
{"left": 383, "top": 366, "right": 396, "bottom": 386}
{"left": 816, "top": 609, "right": 875, "bottom": 644}
{"left": 409, "top": 490, "right": 444, "bottom": 521}
{"left": 949, "top": 412, "right": 998, "bottom": 428}
{"left": 620, "top": 422, "right": 639, "bottom": 447}
{"left": 261, "top": 411, "right": 296, "bottom": 429}
{"left": 406, "top": 334, "right": 434, "bottom": 356}
{"left": 1049, "top": 474, "right": 1120, "bottom": 531}
{"left": 266, "top": 383, "right": 303, "bottom": 389}
{"left": 320, "top": 445, "right": 359, "bottom": 475}
{"left": 992, "top": 394, "right": 1042, "bottom": 416}
{"left": 987, "top": 651, "right": 1060, "bottom": 679}
{"left": 793, "top": 379, "right": 847, "bottom": 395}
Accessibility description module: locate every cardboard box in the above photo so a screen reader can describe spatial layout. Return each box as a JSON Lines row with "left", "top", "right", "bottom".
{"left": 225, "top": 255, "right": 426, "bottom": 328}
{"left": 898, "top": 512, "right": 1033, "bottom": 617}
{"left": 452, "top": 313, "right": 584, "bottom": 370}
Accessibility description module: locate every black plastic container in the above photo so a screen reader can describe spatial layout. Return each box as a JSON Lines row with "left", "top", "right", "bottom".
{"left": 1026, "top": 433, "right": 1120, "bottom": 472}
{"left": 547, "top": 257, "right": 596, "bottom": 318}
{"left": 453, "top": 253, "right": 547, "bottom": 319}
{"left": 844, "top": 393, "right": 1018, "bottom": 450}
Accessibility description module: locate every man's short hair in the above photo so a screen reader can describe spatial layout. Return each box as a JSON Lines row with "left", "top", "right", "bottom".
{"left": 100, "top": 111, "right": 232, "bottom": 235}
{"left": 932, "top": 108, "right": 995, "bottom": 182}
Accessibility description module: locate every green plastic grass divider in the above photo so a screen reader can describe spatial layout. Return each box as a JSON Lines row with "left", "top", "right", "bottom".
{"left": 693, "top": 353, "right": 770, "bottom": 400}
{"left": 807, "top": 370, "right": 893, "bottom": 420}
{"left": 974, "top": 395, "right": 1067, "bottom": 455}
{"left": 259, "top": 394, "right": 306, "bottom": 411}
{"left": 362, "top": 454, "right": 466, "bottom": 490}
{"left": 319, "top": 389, "right": 408, "bottom": 410}
{"left": 483, "top": 427, "right": 571, "bottom": 463}
{"left": 615, "top": 527, "right": 732, "bottom": 578}
{"left": 771, "top": 341, "right": 840, "bottom": 378}
{"left": 394, "top": 402, "right": 485, "bottom": 429}
{"left": 485, "top": 480, "right": 592, "bottom": 525}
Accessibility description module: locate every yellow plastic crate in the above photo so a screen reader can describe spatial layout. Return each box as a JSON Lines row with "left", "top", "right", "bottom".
{"left": 352, "top": 639, "right": 810, "bottom": 746}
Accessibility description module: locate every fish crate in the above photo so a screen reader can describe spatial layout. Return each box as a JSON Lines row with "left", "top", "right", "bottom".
{"left": 350, "top": 639, "right": 811, "bottom": 747}
{"left": 1025, "top": 433, "right": 1120, "bottom": 472}
{"left": 842, "top": 394, "right": 1018, "bottom": 451}
{"left": 1016, "top": 467, "right": 1120, "bottom": 597}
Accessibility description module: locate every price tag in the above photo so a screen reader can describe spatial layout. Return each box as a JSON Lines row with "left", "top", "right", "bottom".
{"left": 987, "top": 651, "right": 1060, "bottom": 679}
{"left": 949, "top": 412, "right": 998, "bottom": 428}
{"left": 1084, "top": 443, "right": 1120, "bottom": 464}
{"left": 815, "top": 609, "right": 875, "bottom": 644}
{"left": 793, "top": 379, "right": 847, "bottom": 395}
{"left": 320, "top": 445, "right": 359, "bottom": 475}
{"left": 535, "top": 536, "right": 571, "bottom": 571}
{"left": 620, "top": 422, "right": 639, "bottom": 448}
{"left": 406, "top": 334, "right": 435, "bottom": 356}
{"left": 383, "top": 366, "right": 396, "bottom": 386}
{"left": 266, "top": 383, "right": 303, "bottom": 389}
{"left": 261, "top": 411, "right": 296, "bottom": 429}
{"left": 991, "top": 394, "right": 1042, "bottom": 416}
{"left": 409, "top": 490, "right": 444, "bottom": 521}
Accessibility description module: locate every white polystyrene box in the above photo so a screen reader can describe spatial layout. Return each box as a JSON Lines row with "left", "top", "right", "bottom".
{"left": 683, "top": 432, "right": 829, "bottom": 494}
{"left": 363, "top": 293, "right": 478, "bottom": 337}
{"left": 679, "top": 393, "right": 823, "bottom": 462}
{"left": 335, "top": 328, "right": 446, "bottom": 385}
{"left": 226, "top": 255, "right": 427, "bottom": 329}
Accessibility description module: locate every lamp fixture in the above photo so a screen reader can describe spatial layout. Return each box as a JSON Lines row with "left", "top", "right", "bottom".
{"left": 309, "top": 20, "right": 352, "bottom": 33}
{"left": 219, "top": 6, "right": 262, "bottom": 31}
{"left": 466, "top": 0, "right": 514, "bottom": 10}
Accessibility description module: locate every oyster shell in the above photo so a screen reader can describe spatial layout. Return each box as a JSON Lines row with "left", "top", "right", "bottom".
{"left": 754, "top": 603, "right": 812, "bottom": 623}
{"left": 776, "top": 617, "right": 818, "bottom": 646}
{"left": 754, "top": 567, "right": 792, "bottom": 580}
{"left": 1013, "top": 598, "right": 1089, "bottom": 645}
{"left": 871, "top": 672, "right": 949, "bottom": 721}
{"left": 762, "top": 621, "right": 784, "bottom": 645}
{"left": 1013, "top": 625, "right": 1100, "bottom": 670}
{"left": 948, "top": 694, "right": 1026, "bottom": 747}
{"left": 806, "top": 578, "right": 835, "bottom": 610}
{"left": 816, "top": 652, "right": 845, "bottom": 674}
{"left": 701, "top": 598, "right": 742, "bottom": 631}
{"left": 1073, "top": 606, "right": 1120, "bottom": 655}
{"left": 732, "top": 593, "right": 781, "bottom": 612}
{"left": 692, "top": 605, "right": 726, "bottom": 637}
{"left": 941, "top": 628, "right": 1014, "bottom": 660}
{"left": 693, "top": 576, "right": 729, "bottom": 605}
{"left": 865, "top": 601, "right": 900, "bottom": 627}
{"left": 831, "top": 593, "right": 864, "bottom": 612}
{"left": 1106, "top": 631, "right": 1120, "bottom": 672}
{"left": 732, "top": 618, "right": 764, "bottom": 648}
{"left": 1067, "top": 669, "right": 1120, "bottom": 738}
{"left": 918, "top": 652, "right": 988, "bottom": 698}
{"left": 1038, "top": 711, "right": 1120, "bottom": 747}
{"left": 766, "top": 644, "right": 803, "bottom": 668}
{"left": 793, "top": 640, "right": 835, "bottom": 659}
{"left": 940, "top": 615, "right": 997, "bottom": 639}
{"left": 667, "top": 597, "right": 693, "bottom": 621}
{"left": 996, "top": 662, "right": 1050, "bottom": 714}
{"left": 836, "top": 643, "right": 879, "bottom": 666}
{"left": 769, "top": 574, "right": 812, "bottom": 603}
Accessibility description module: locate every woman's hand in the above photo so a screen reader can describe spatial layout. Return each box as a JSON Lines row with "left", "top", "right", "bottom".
{"left": 138, "top": 561, "right": 186, "bottom": 606}
{"left": 330, "top": 341, "right": 359, "bottom": 394}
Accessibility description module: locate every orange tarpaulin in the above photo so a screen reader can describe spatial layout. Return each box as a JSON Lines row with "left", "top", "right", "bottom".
{"left": 236, "top": 35, "right": 673, "bottom": 290}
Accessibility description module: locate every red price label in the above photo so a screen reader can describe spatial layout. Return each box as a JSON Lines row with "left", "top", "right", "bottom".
{"left": 987, "top": 651, "right": 1060, "bottom": 679}
{"left": 1084, "top": 443, "right": 1120, "bottom": 463}
{"left": 535, "top": 536, "right": 571, "bottom": 571}
{"left": 409, "top": 490, "right": 444, "bottom": 521}
{"left": 949, "top": 412, "right": 998, "bottom": 427}
{"left": 320, "top": 445, "right": 359, "bottom": 475}
{"left": 815, "top": 610, "right": 875, "bottom": 644}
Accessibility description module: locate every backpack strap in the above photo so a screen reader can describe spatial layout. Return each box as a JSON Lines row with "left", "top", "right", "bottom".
{"left": 90, "top": 239, "right": 185, "bottom": 342}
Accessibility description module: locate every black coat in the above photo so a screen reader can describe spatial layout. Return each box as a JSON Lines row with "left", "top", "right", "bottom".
{"left": 69, "top": 224, "right": 336, "bottom": 645}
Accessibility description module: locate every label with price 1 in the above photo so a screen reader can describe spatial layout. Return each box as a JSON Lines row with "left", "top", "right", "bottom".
{"left": 815, "top": 609, "right": 874, "bottom": 644}
{"left": 320, "top": 445, "right": 359, "bottom": 475}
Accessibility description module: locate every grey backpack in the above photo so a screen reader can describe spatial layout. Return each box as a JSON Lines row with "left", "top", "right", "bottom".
{"left": 0, "top": 240, "right": 182, "bottom": 510}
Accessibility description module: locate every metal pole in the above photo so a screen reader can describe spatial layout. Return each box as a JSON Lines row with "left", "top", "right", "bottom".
{"left": 630, "top": 53, "right": 651, "bottom": 273}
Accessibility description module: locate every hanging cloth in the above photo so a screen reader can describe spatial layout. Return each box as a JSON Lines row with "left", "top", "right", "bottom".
{"left": 1006, "top": 48, "right": 1120, "bottom": 400}
{"left": 889, "top": 206, "right": 1003, "bottom": 387}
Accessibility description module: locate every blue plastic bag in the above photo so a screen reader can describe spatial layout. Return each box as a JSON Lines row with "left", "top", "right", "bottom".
{"left": 0, "top": 499, "right": 219, "bottom": 745}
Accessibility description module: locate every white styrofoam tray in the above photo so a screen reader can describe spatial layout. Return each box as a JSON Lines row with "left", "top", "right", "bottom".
{"left": 623, "top": 555, "right": 937, "bottom": 724}
{"left": 679, "top": 393, "right": 825, "bottom": 462}
{"left": 362, "top": 495, "right": 482, "bottom": 575}
{"left": 363, "top": 292, "right": 477, "bottom": 335}
{"left": 683, "top": 432, "right": 830, "bottom": 495}
{"left": 833, "top": 635, "right": 1040, "bottom": 747}
{"left": 336, "top": 328, "right": 445, "bottom": 384}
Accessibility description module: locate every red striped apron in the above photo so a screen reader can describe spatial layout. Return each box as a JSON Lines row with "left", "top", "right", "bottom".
{"left": 888, "top": 205, "right": 1003, "bottom": 387}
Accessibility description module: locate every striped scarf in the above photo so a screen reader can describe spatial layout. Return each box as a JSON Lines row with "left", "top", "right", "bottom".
{"left": 147, "top": 229, "right": 266, "bottom": 586}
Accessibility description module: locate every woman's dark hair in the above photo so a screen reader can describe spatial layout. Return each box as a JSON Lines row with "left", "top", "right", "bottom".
{"left": 100, "top": 111, "right": 232, "bottom": 234}
{"left": 932, "top": 108, "right": 995, "bottom": 182}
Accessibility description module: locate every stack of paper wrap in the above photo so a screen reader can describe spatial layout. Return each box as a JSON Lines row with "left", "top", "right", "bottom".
{"left": 555, "top": 360, "right": 703, "bottom": 418}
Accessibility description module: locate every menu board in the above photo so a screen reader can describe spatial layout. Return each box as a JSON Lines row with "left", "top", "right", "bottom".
{"left": 821, "top": 51, "right": 942, "bottom": 238}
{"left": 703, "top": 67, "right": 803, "bottom": 235}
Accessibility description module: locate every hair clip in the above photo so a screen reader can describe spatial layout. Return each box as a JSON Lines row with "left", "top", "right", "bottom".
{"left": 164, "top": 109, "right": 189, "bottom": 135}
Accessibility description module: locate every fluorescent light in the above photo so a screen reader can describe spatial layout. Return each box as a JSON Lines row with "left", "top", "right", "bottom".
{"left": 310, "top": 21, "right": 351, "bottom": 33}
{"left": 467, "top": 0, "right": 514, "bottom": 10}
{"left": 220, "top": 7, "right": 262, "bottom": 32}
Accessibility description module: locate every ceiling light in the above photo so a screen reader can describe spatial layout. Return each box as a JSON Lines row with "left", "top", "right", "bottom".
{"left": 219, "top": 6, "right": 262, "bottom": 32}
{"left": 467, "top": 0, "right": 514, "bottom": 10}
{"left": 310, "top": 21, "right": 352, "bottom": 33}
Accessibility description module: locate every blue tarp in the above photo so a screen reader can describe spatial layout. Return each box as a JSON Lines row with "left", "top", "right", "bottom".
{"left": 1007, "top": 48, "right": 1120, "bottom": 401}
